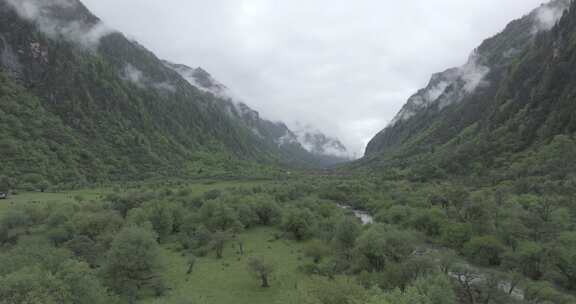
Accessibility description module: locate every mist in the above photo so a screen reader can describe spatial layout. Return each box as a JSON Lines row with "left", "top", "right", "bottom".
{"left": 80, "top": 0, "right": 553, "bottom": 155}
{"left": 5, "top": 0, "right": 113, "bottom": 49}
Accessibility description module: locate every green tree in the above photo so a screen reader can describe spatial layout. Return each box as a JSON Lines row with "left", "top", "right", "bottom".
{"left": 333, "top": 217, "right": 362, "bottom": 254}
{"left": 21, "top": 173, "right": 50, "bottom": 192}
{"left": 0, "top": 175, "right": 11, "bottom": 194}
{"left": 440, "top": 223, "right": 473, "bottom": 251}
{"left": 305, "top": 240, "right": 331, "bottom": 264}
{"left": 303, "top": 276, "right": 367, "bottom": 304}
{"left": 247, "top": 256, "right": 275, "bottom": 288}
{"left": 199, "top": 200, "right": 242, "bottom": 232}
{"left": 504, "top": 241, "right": 548, "bottom": 280}
{"left": 551, "top": 232, "right": 576, "bottom": 290}
{"left": 412, "top": 273, "right": 457, "bottom": 304}
{"left": 253, "top": 199, "right": 282, "bottom": 226}
{"left": 282, "top": 208, "right": 316, "bottom": 240}
{"left": 464, "top": 236, "right": 506, "bottom": 267}
{"left": 211, "top": 230, "right": 229, "bottom": 259}
{"left": 102, "top": 226, "right": 165, "bottom": 301}
{"left": 355, "top": 224, "right": 416, "bottom": 272}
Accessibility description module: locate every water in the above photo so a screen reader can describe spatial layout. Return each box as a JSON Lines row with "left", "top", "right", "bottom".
{"left": 337, "top": 204, "right": 374, "bottom": 225}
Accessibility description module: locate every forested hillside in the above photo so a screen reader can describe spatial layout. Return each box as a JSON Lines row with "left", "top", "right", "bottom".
{"left": 363, "top": 0, "right": 576, "bottom": 183}
{"left": 0, "top": 0, "right": 350, "bottom": 188}
{"left": 165, "top": 61, "right": 352, "bottom": 167}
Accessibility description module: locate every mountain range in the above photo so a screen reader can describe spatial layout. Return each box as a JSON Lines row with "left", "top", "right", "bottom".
{"left": 0, "top": 0, "right": 349, "bottom": 186}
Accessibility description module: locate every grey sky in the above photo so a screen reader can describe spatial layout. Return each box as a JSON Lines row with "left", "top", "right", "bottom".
{"left": 81, "top": 0, "right": 548, "bottom": 156}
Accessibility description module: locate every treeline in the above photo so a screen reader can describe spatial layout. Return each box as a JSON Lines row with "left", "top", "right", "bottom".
{"left": 3, "top": 177, "right": 574, "bottom": 303}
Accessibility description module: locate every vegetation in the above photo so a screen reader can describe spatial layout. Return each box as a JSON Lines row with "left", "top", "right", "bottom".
{"left": 1, "top": 175, "right": 574, "bottom": 304}
{"left": 1, "top": 0, "right": 576, "bottom": 304}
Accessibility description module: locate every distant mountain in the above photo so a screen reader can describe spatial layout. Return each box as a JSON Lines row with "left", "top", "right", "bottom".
{"left": 164, "top": 61, "right": 352, "bottom": 166}
{"left": 362, "top": 0, "right": 576, "bottom": 178}
{"left": 292, "top": 124, "right": 349, "bottom": 158}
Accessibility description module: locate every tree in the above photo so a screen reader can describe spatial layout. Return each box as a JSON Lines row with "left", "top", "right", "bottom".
{"left": 305, "top": 240, "right": 330, "bottom": 264}
{"left": 64, "top": 236, "right": 99, "bottom": 267}
{"left": 551, "top": 232, "right": 576, "bottom": 290}
{"left": 247, "top": 256, "right": 275, "bottom": 288}
{"left": 211, "top": 230, "right": 229, "bottom": 259}
{"left": 410, "top": 208, "right": 446, "bottom": 237}
{"left": 463, "top": 236, "right": 506, "bottom": 267}
{"left": 333, "top": 217, "right": 361, "bottom": 255}
{"left": 0, "top": 267, "right": 71, "bottom": 304}
{"left": 451, "top": 264, "right": 481, "bottom": 304}
{"left": 102, "top": 226, "right": 165, "bottom": 301}
{"left": 253, "top": 199, "right": 281, "bottom": 226}
{"left": 0, "top": 208, "right": 32, "bottom": 245}
{"left": 0, "top": 175, "right": 11, "bottom": 194}
{"left": 440, "top": 223, "right": 472, "bottom": 251}
{"left": 413, "top": 273, "right": 457, "bottom": 304}
{"left": 282, "top": 208, "right": 316, "bottom": 240}
{"left": 355, "top": 224, "right": 416, "bottom": 272}
{"left": 524, "top": 280, "right": 576, "bottom": 304}
{"left": 0, "top": 239, "right": 113, "bottom": 304}
{"left": 185, "top": 254, "right": 196, "bottom": 275}
{"left": 199, "top": 200, "right": 242, "bottom": 232}
{"left": 504, "top": 241, "right": 548, "bottom": 280}
{"left": 21, "top": 173, "right": 49, "bottom": 192}
{"left": 142, "top": 201, "right": 178, "bottom": 241}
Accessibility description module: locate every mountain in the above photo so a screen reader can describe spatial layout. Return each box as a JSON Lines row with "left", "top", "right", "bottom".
{"left": 292, "top": 124, "right": 350, "bottom": 158}
{"left": 362, "top": 0, "right": 576, "bottom": 180}
{"left": 163, "top": 61, "right": 352, "bottom": 167}
{"left": 0, "top": 0, "right": 347, "bottom": 186}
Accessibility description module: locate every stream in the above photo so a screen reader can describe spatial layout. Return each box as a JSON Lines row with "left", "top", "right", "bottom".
{"left": 337, "top": 203, "right": 524, "bottom": 300}
{"left": 337, "top": 204, "right": 374, "bottom": 225}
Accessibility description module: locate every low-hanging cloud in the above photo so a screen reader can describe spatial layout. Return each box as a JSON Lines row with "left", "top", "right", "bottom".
{"left": 459, "top": 52, "right": 490, "bottom": 94}
{"left": 121, "top": 64, "right": 145, "bottom": 87}
{"left": 122, "top": 63, "right": 177, "bottom": 94}
{"left": 74, "top": 0, "right": 555, "bottom": 155}
{"left": 533, "top": 0, "right": 571, "bottom": 33}
{"left": 5, "top": 0, "right": 113, "bottom": 49}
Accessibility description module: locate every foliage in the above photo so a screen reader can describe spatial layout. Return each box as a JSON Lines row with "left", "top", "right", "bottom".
{"left": 102, "top": 226, "right": 165, "bottom": 300}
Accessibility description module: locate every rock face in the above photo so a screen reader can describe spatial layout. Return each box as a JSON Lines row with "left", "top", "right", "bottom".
{"left": 164, "top": 61, "right": 352, "bottom": 167}
{"left": 365, "top": 0, "right": 572, "bottom": 163}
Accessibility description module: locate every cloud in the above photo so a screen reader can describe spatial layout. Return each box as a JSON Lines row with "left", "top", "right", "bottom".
{"left": 459, "top": 52, "right": 490, "bottom": 94}
{"left": 533, "top": 0, "right": 571, "bottom": 32}
{"left": 152, "top": 82, "right": 176, "bottom": 93}
{"left": 121, "top": 63, "right": 177, "bottom": 94}
{"left": 79, "top": 0, "right": 550, "bottom": 155}
{"left": 5, "top": 0, "right": 113, "bottom": 49}
{"left": 121, "top": 64, "right": 145, "bottom": 86}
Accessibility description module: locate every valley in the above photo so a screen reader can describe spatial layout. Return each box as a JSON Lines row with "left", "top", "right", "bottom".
{"left": 1, "top": 0, "right": 576, "bottom": 303}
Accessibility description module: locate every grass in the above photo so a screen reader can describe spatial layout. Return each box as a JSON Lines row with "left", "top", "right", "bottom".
{"left": 0, "top": 179, "right": 311, "bottom": 304}
{"left": 0, "top": 189, "right": 108, "bottom": 215}
{"left": 143, "top": 227, "right": 311, "bottom": 304}
{"left": 0, "top": 179, "right": 274, "bottom": 216}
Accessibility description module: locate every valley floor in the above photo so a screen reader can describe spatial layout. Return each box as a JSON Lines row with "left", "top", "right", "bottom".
{"left": 1, "top": 176, "right": 576, "bottom": 304}
{"left": 144, "top": 227, "right": 309, "bottom": 304}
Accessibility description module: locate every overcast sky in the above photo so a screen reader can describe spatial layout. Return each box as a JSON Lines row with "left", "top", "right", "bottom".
{"left": 82, "top": 0, "right": 548, "bottom": 156}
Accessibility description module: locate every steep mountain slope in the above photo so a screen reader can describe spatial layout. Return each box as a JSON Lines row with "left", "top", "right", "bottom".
{"left": 0, "top": 0, "right": 335, "bottom": 185}
{"left": 363, "top": 0, "right": 576, "bottom": 178}
{"left": 164, "top": 61, "right": 352, "bottom": 167}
